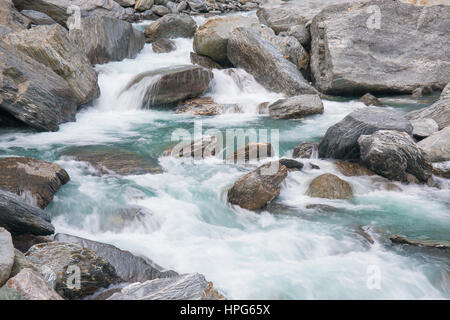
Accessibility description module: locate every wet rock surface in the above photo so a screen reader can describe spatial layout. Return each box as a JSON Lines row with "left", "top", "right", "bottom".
{"left": 268, "top": 95, "right": 323, "bottom": 119}
{"left": 306, "top": 173, "right": 353, "bottom": 199}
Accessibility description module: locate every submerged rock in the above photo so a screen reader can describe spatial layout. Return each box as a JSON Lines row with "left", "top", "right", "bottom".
{"left": 0, "top": 227, "right": 14, "bottom": 286}
{"left": 193, "top": 15, "right": 259, "bottom": 64}
{"left": 268, "top": 95, "right": 323, "bottom": 119}
{"left": 175, "top": 97, "right": 238, "bottom": 116}
{"left": 310, "top": 0, "right": 450, "bottom": 95}
{"left": 306, "top": 173, "right": 353, "bottom": 199}
{"left": 292, "top": 142, "right": 318, "bottom": 159}
{"left": 144, "top": 13, "right": 196, "bottom": 42}
{"left": 417, "top": 126, "right": 450, "bottom": 163}
{"left": 2, "top": 24, "right": 100, "bottom": 105}
{"left": 318, "top": 107, "right": 413, "bottom": 160}
{"left": 358, "top": 130, "right": 432, "bottom": 183}
{"left": 227, "top": 27, "right": 317, "bottom": 96}
{"left": 305, "top": 204, "right": 338, "bottom": 213}
{"left": 334, "top": 161, "right": 375, "bottom": 177}
{"left": 4, "top": 268, "right": 63, "bottom": 300}
{"left": 0, "top": 190, "right": 54, "bottom": 236}
{"left": 124, "top": 65, "right": 213, "bottom": 108}
{"left": 410, "top": 118, "right": 439, "bottom": 140}
{"left": 69, "top": 16, "right": 145, "bottom": 65}
{"left": 227, "top": 142, "right": 273, "bottom": 163}
{"left": 108, "top": 273, "right": 224, "bottom": 300}
{"left": 63, "top": 146, "right": 162, "bottom": 175}
{"left": 227, "top": 161, "right": 288, "bottom": 210}
{"left": 152, "top": 38, "right": 176, "bottom": 53}
{"left": 26, "top": 242, "right": 121, "bottom": 299}
{"left": 190, "top": 52, "right": 223, "bottom": 70}
{"left": 54, "top": 234, "right": 177, "bottom": 283}
{"left": 279, "top": 159, "right": 304, "bottom": 171}
{"left": 359, "top": 93, "right": 382, "bottom": 107}
{"left": 163, "top": 136, "right": 218, "bottom": 158}
{"left": 390, "top": 235, "right": 450, "bottom": 250}
{"left": 0, "top": 157, "right": 70, "bottom": 209}
{"left": 0, "top": 40, "right": 77, "bottom": 132}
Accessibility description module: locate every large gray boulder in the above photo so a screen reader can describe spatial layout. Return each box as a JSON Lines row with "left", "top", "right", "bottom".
{"left": 193, "top": 15, "right": 259, "bottom": 64}
{"left": 12, "top": 0, "right": 132, "bottom": 27}
{"left": 123, "top": 65, "right": 213, "bottom": 108}
{"left": 26, "top": 242, "right": 121, "bottom": 299}
{"left": 0, "top": 40, "right": 77, "bottom": 131}
{"left": 318, "top": 107, "right": 413, "bottom": 160}
{"left": 227, "top": 27, "right": 317, "bottom": 96}
{"left": 268, "top": 94, "right": 324, "bottom": 119}
{"left": 108, "top": 273, "right": 224, "bottom": 300}
{"left": 0, "top": 227, "right": 14, "bottom": 286}
{"left": 227, "top": 161, "right": 288, "bottom": 211}
{"left": 0, "top": 0, "right": 29, "bottom": 35}
{"left": 417, "top": 126, "right": 450, "bottom": 162}
{"left": 2, "top": 24, "right": 100, "bottom": 105}
{"left": 0, "top": 190, "right": 55, "bottom": 236}
{"left": 358, "top": 130, "right": 433, "bottom": 183}
{"left": 0, "top": 157, "right": 70, "bottom": 209}
{"left": 144, "top": 13, "right": 196, "bottom": 42}
{"left": 20, "top": 10, "right": 56, "bottom": 25}
{"left": 69, "top": 16, "right": 145, "bottom": 65}
{"left": 54, "top": 233, "right": 177, "bottom": 283}
{"left": 310, "top": 0, "right": 450, "bottom": 95}
{"left": 406, "top": 83, "right": 450, "bottom": 130}
{"left": 4, "top": 268, "right": 63, "bottom": 300}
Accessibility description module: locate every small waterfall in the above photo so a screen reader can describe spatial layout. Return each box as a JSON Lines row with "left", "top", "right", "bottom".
{"left": 117, "top": 74, "right": 162, "bottom": 110}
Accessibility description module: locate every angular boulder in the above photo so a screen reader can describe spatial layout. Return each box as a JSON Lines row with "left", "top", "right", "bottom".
{"left": 26, "top": 242, "right": 121, "bottom": 299}
{"left": 10, "top": 249, "right": 38, "bottom": 277}
{"left": 0, "top": 0, "right": 29, "bottom": 35}
{"left": 306, "top": 173, "right": 353, "bottom": 199}
{"left": 359, "top": 93, "right": 382, "bottom": 107}
{"left": 144, "top": 13, "right": 196, "bottom": 42}
{"left": 268, "top": 94, "right": 323, "bottom": 119}
{"left": 2, "top": 24, "right": 100, "bottom": 105}
{"left": 358, "top": 130, "right": 433, "bottom": 183}
{"left": 20, "top": 10, "right": 56, "bottom": 25}
{"left": 0, "top": 190, "right": 55, "bottom": 236}
{"left": 152, "top": 4, "right": 170, "bottom": 16}
{"left": 5, "top": 268, "right": 63, "bottom": 300}
{"left": 69, "top": 16, "right": 145, "bottom": 65}
{"left": 152, "top": 38, "right": 176, "bottom": 53}
{"left": 123, "top": 65, "right": 213, "bottom": 108}
{"left": 417, "top": 126, "right": 450, "bottom": 162}
{"left": 227, "top": 27, "right": 317, "bottom": 96}
{"left": 292, "top": 142, "right": 318, "bottom": 159}
{"left": 0, "top": 227, "right": 14, "bottom": 286}
{"left": 135, "top": 0, "right": 153, "bottom": 11}
{"left": 318, "top": 107, "right": 413, "bottom": 160}
{"left": 0, "top": 41, "right": 77, "bottom": 131}
{"left": 193, "top": 15, "right": 259, "bottom": 64}
{"left": 410, "top": 118, "right": 439, "bottom": 140}
{"left": 190, "top": 52, "right": 223, "bottom": 70}
{"left": 310, "top": 0, "right": 450, "bottom": 95}
{"left": 285, "top": 24, "right": 310, "bottom": 48}
{"left": 54, "top": 233, "right": 177, "bottom": 283}
{"left": 0, "top": 157, "right": 69, "bottom": 209}
{"left": 228, "top": 161, "right": 288, "bottom": 210}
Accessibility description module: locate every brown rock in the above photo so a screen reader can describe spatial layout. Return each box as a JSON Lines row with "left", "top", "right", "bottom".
{"left": 175, "top": 97, "right": 239, "bottom": 116}
{"left": 306, "top": 173, "right": 353, "bottom": 199}
{"left": 292, "top": 142, "right": 318, "bottom": 159}
{"left": 227, "top": 143, "right": 273, "bottom": 163}
{"left": 334, "top": 161, "right": 375, "bottom": 177}
{"left": 359, "top": 93, "right": 382, "bottom": 106}
{"left": 152, "top": 38, "right": 176, "bottom": 53}
{"left": 163, "top": 136, "right": 218, "bottom": 158}
{"left": 5, "top": 268, "right": 63, "bottom": 300}
{"left": 190, "top": 52, "right": 223, "bottom": 70}
{"left": 389, "top": 235, "right": 450, "bottom": 250}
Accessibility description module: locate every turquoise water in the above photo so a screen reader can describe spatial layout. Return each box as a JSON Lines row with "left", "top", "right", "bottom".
{"left": 0, "top": 16, "right": 448, "bottom": 299}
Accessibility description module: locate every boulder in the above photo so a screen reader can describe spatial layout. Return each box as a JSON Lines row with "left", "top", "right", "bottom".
{"left": 12, "top": 0, "right": 132, "bottom": 27}
{"left": 410, "top": 118, "right": 439, "bottom": 140}
{"left": 140, "top": 9, "right": 158, "bottom": 20}
{"left": 0, "top": 0, "right": 29, "bottom": 35}
{"left": 4, "top": 268, "right": 63, "bottom": 300}
{"left": 26, "top": 242, "right": 121, "bottom": 299}
{"left": 0, "top": 190, "right": 55, "bottom": 236}
{"left": 152, "top": 4, "right": 170, "bottom": 16}
{"left": 334, "top": 161, "right": 375, "bottom": 177}
{"left": 268, "top": 94, "right": 323, "bottom": 119}
{"left": 359, "top": 93, "right": 382, "bottom": 107}
{"left": 152, "top": 38, "right": 176, "bottom": 53}
{"left": 11, "top": 234, "right": 52, "bottom": 253}
{"left": 163, "top": 136, "right": 218, "bottom": 158}
{"left": 406, "top": 83, "right": 450, "bottom": 130}
{"left": 227, "top": 161, "right": 288, "bottom": 210}
{"left": 0, "top": 157, "right": 69, "bottom": 209}
{"left": 193, "top": 15, "right": 259, "bottom": 64}
{"left": 54, "top": 233, "right": 177, "bottom": 283}
{"left": 2, "top": 24, "right": 100, "bottom": 105}
{"left": 0, "top": 40, "right": 77, "bottom": 131}
{"left": 123, "top": 65, "right": 213, "bottom": 108}
{"left": 292, "top": 142, "right": 318, "bottom": 159}
{"left": 390, "top": 235, "right": 450, "bottom": 250}
{"left": 190, "top": 52, "right": 223, "bottom": 69}
{"left": 144, "top": 14, "right": 196, "bottom": 42}
{"left": 177, "top": 1, "right": 187, "bottom": 12}
{"left": 116, "top": 0, "right": 136, "bottom": 7}
{"left": 187, "top": 0, "right": 207, "bottom": 12}
{"left": 227, "top": 27, "right": 317, "bottom": 96}
{"left": 20, "top": 10, "right": 56, "bottom": 25}
{"left": 310, "top": 0, "right": 450, "bottom": 95}
{"left": 358, "top": 130, "right": 433, "bottom": 183}
{"left": 285, "top": 24, "right": 310, "bottom": 48}
{"left": 278, "top": 159, "right": 304, "bottom": 171}
{"left": 10, "top": 249, "right": 38, "bottom": 277}
{"left": 69, "top": 16, "right": 145, "bottom": 65}
{"left": 417, "top": 126, "right": 450, "bottom": 162}
{"left": 0, "top": 227, "right": 14, "bottom": 286}
{"left": 63, "top": 146, "right": 162, "bottom": 175}
{"left": 135, "top": 0, "right": 153, "bottom": 11}
{"left": 432, "top": 162, "right": 450, "bottom": 179}
{"left": 0, "top": 287, "right": 23, "bottom": 300}
{"left": 306, "top": 173, "right": 353, "bottom": 199}
{"left": 108, "top": 273, "right": 223, "bottom": 300}
{"left": 227, "top": 142, "right": 273, "bottom": 163}
{"left": 175, "top": 97, "right": 238, "bottom": 116}
{"left": 318, "top": 107, "right": 413, "bottom": 160}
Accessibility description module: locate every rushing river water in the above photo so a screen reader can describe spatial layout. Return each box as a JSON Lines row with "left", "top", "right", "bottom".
{"left": 0, "top": 14, "right": 449, "bottom": 299}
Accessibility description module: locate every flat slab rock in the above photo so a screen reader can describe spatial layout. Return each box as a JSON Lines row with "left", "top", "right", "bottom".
{"left": 0, "top": 157, "right": 69, "bottom": 209}
{"left": 268, "top": 95, "right": 324, "bottom": 119}
{"left": 108, "top": 273, "right": 224, "bottom": 300}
